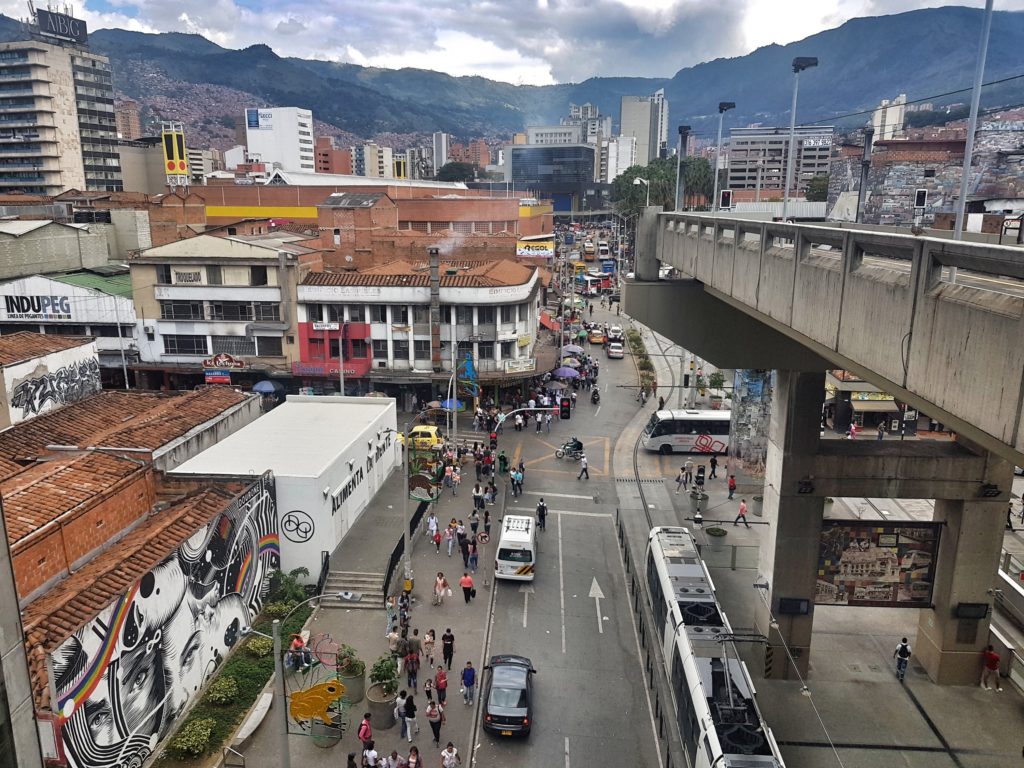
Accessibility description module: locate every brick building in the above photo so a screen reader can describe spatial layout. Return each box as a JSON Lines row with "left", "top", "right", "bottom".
{"left": 315, "top": 136, "right": 353, "bottom": 174}
{"left": 54, "top": 189, "right": 207, "bottom": 251}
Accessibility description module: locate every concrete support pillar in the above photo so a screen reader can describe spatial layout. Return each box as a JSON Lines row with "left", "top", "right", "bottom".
{"left": 916, "top": 462, "right": 1011, "bottom": 684}
{"left": 634, "top": 206, "right": 663, "bottom": 282}
{"left": 754, "top": 370, "right": 825, "bottom": 680}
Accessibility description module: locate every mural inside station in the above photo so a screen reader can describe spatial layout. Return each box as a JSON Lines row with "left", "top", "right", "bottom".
{"left": 816, "top": 520, "right": 941, "bottom": 607}
{"left": 50, "top": 473, "right": 279, "bottom": 768}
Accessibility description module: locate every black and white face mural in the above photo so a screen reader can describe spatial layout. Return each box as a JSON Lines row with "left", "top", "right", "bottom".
{"left": 49, "top": 473, "right": 279, "bottom": 768}
{"left": 9, "top": 357, "right": 101, "bottom": 421}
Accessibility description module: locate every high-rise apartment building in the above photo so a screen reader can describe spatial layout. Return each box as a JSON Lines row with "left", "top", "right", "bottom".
{"left": 467, "top": 139, "right": 490, "bottom": 168}
{"left": 726, "top": 125, "right": 834, "bottom": 196}
{"left": 406, "top": 146, "right": 432, "bottom": 179}
{"left": 602, "top": 135, "right": 637, "bottom": 182}
{"left": 432, "top": 132, "right": 450, "bottom": 171}
{"left": 244, "top": 107, "right": 315, "bottom": 172}
{"left": 315, "top": 136, "right": 353, "bottom": 174}
{"left": 353, "top": 142, "right": 393, "bottom": 178}
{"left": 619, "top": 88, "right": 669, "bottom": 165}
{"left": 872, "top": 94, "right": 907, "bottom": 141}
{"left": 115, "top": 99, "right": 141, "bottom": 140}
{"left": 562, "top": 103, "right": 612, "bottom": 146}
{"left": 0, "top": 37, "right": 122, "bottom": 194}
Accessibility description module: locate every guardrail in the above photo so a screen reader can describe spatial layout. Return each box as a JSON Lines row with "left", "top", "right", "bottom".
{"left": 382, "top": 500, "right": 429, "bottom": 598}
{"left": 314, "top": 550, "right": 329, "bottom": 596}
{"left": 613, "top": 508, "right": 686, "bottom": 768}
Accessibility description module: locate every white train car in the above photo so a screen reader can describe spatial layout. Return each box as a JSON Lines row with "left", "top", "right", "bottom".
{"left": 645, "top": 526, "right": 785, "bottom": 768}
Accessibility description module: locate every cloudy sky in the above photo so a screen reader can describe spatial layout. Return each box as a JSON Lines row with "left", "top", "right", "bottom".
{"left": 19, "top": 0, "right": 1021, "bottom": 84}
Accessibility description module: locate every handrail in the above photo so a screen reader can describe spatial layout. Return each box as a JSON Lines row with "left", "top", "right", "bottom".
{"left": 222, "top": 745, "right": 245, "bottom": 767}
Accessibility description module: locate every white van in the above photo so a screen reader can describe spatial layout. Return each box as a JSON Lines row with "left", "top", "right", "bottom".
{"left": 495, "top": 515, "right": 536, "bottom": 581}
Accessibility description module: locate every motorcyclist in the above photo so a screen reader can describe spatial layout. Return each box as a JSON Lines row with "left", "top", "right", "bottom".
{"left": 591, "top": 389, "right": 600, "bottom": 404}
{"left": 564, "top": 436, "right": 583, "bottom": 453}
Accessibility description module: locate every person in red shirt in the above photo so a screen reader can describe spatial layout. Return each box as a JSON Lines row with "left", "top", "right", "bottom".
{"left": 728, "top": 474, "right": 737, "bottom": 500}
{"left": 981, "top": 644, "right": 1003, "bottom": 690}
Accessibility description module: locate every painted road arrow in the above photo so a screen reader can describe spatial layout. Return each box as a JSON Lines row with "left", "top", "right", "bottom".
{"left": 589, "top": 577, "right": 605, "bottom": 634}
{"left": 520, "top": 583, "right": 535, "bottom": 627}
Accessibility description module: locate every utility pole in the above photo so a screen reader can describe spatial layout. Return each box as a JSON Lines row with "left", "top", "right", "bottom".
{"left": 855, "top": 127, "right": 874, "bottom": 224}
{"left": 673, "top": 125, "right": 691, "bottom": 211}
{"left": 782, "top": 57, "right": 818, "bottom": 221}
{"left": 711, "top": 103, "right": 735, "bottom": 213}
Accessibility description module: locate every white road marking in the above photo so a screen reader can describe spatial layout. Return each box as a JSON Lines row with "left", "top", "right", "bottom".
{"left": 589, "top": 577, "right": 605, "bottom": 634}
{"left": 595, "top": 405, "right": 602, "bottom": 417}
{"left": 564, "top": 736, "right": 570, "bottom": 768}
{"left": 558, "top": 512, "right": 566, "bottom": 654}
{"left": 522, "top": 491, "right": 593, "bottom": 500}
{"left": 520, "top": 583, "right": 534, "bottom": 628}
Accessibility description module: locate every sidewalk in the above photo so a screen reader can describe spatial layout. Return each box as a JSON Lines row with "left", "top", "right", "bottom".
{"left": 242, "top": 433, "right": 501, "bottom": 766}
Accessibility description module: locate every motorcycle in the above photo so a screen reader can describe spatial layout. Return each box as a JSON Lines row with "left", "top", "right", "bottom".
{"left": 591, "top": 389, "right": 600, "bottom": 405}
{"left": 555, "top": 440, "right": 585, "bottom": 460}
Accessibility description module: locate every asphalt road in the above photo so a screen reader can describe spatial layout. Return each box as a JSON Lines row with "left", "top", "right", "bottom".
{"left": 469, "top": 314, "right": 662, "bottom": 767}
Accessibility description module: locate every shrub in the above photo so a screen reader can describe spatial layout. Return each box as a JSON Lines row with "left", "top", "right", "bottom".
{"left": 168, "top": 718, "right": 217, "bottom": 758}
{"left": 245, "top": 635, "right": 274, "bottom": 658}
{"left": 338, "top": 644, "right": 365, "bottom": 677}
{"left": 269, "top": 567, "right": 310, "bottom": 604}
{"left": 262, "top": 601, "right": 297, "bottom": 619}
{"left": 205, "top": 676, "right": 238, "bottom": 706}
{"left": 708, "top": 371, "right": 726, "bottom": 391}
{"left": 370, "top": 654, "right": 399, "bottom": 696}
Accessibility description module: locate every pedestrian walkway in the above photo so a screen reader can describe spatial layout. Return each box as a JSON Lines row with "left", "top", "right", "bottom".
{"left": 241, "top": 428, "right": 501, "bottom": 767}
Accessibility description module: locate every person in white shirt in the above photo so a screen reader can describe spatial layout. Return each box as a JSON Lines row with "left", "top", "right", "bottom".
{"left": 440, "top": 742, "right": 461, "bottom": 767}
{"left": 362, "top": 741, "right": 379, "bottom": 767}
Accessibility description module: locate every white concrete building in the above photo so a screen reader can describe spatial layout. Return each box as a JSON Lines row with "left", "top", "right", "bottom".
{"left": 620, "top": 88, "right": 669, "bottom": 164}
{"left": 872, "top": 94, "right": 907, "bottom": 141}
{"left": 171, "top": 395, "right": 398, "bottom": 581}
{"left": 604, "top": 135, "right": 637, "bottom": 182}
{"left": 527, "top": 124, "right": 583, "bottom": 145}
{"left": 0, "top": 331, "right": 100, "bottom": 427}
{"left": 432, "top": 132, "right": 450, "bottom": 170}
{"left": 244, "top": 107, "right": 315, "bottom": 172}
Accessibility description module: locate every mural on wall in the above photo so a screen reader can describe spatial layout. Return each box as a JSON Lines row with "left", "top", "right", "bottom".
{"left": 408, "top": 450, "right": 442, "bottom": 502}
{"left": 50, "top": 473, "right": 279, "bottom": 768}
{"left": 10, "top": 357, "right": 101, "bottom": 419}
{"left": 816, "top": 520, "right": 941, "bottom": 607}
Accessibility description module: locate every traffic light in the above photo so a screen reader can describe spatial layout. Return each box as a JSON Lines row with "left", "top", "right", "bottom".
{"left": 719, "top": 189, "right": 733, "bottom": 210}
{"left": 489, "top": 431, "right": 498, "bottom": 450}
{"left": 559, "top": 398, "right": 571, "bottom": 419}
{"left": 683, "top": 374, "right": 690, "bottom": 388}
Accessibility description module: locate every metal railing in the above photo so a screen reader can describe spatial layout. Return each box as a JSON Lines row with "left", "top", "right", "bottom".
{"left": 383, "top": 500, "right": 429, "bottom": 598}
{"left": 315, "top": 550, "right": 329, "bottom": 596}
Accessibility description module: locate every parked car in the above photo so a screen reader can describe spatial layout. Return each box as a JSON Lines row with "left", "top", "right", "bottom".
{"left": 482, "top": 655, "right": 536, "bottom": 737}
{"left": 607, "top": 342, "right": 624, "bottom": 359}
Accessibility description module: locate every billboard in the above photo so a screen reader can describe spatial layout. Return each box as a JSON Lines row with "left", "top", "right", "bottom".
{"left": 816, "top": 520, "right": 941, "bottom": 607}
{"left": 35, "top": 9, "right": 88, "bottom": 43}
{"left": 246, "top": 108, "right": 274, "bottom": 130}
{"left": 161, "top": 127, "right": 189, "bottom": 183}
{"left": 517, "top": 239, "right": 555, "bottom": 258}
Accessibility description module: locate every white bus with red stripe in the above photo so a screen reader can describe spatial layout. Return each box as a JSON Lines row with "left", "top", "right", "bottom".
{"left": 495, "top": 515, "right": 536, "bottom": 581}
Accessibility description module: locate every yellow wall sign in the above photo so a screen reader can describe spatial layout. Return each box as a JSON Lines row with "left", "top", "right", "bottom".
{"left": 162, "top": 128, "right": 189, "bottom": 183}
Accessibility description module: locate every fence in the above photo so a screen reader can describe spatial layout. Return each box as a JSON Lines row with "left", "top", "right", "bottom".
{"left": 613, "top": 508, "right": 686, "bottom": 768}
{"left": 382, "top": 500, "right": 430, "bottom": 598}
{"left": 315, "top": 550, "right": 329, "bottom": 596}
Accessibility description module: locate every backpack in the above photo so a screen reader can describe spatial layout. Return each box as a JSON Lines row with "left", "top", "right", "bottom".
{"left": 358, "top": 720, "right": 370, "bottom": 741}
{"left": 897, "top": 643, "right": 911, "bottom": 659}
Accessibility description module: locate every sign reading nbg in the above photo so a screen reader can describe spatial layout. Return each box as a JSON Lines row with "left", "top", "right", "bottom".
{"left": 35, "top": 9, "right": 88, "bottom": 43}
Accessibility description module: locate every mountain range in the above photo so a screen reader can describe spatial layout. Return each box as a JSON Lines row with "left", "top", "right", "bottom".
{"left": 1, "top": 5, "right": 1023, "bottom": 149}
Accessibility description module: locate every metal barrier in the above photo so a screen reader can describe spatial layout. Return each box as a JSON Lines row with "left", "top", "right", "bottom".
{"left": 382, "top": 500, "right": 430, "bottom": 598}
{"left": 614, "top": 508, "right": 686, "bottom": 768}
{"left": 315, "top": 550, "right": 329, "bottom": 596}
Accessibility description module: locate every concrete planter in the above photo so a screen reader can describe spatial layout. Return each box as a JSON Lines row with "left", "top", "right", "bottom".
{"left": 310, "top": 714, "right": 344, "bottom": 748}
{"left": 365, "top": 683, "right": 396, "bottom": 728}
{"left": 339, "top": 669, "right": 365, "bottom": 704}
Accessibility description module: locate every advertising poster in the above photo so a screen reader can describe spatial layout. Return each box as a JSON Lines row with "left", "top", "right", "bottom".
{"left": 816, "top": 520, "right": 941, "bottom": 607}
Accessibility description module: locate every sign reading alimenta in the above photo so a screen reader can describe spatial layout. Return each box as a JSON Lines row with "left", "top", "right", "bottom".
{"left": 35, "top": 9, "right": 88, "bottom": 44}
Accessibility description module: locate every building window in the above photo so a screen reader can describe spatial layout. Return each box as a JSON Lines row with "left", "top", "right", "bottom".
{"left": 350, "top": 338, "right": 368, "bottom": 358}
{"left": 499, "top": 341, "right": 513, "bottom": 359}
{"left": 500, "top": 305, "right": 515, "bottom": 324}
{"left": 924, "top": 169, "right": 936, "bottom": 178}
{"left": 329, "top": 339, "right": 341, "bottom": 359}
{"left": 44, "top": 324, "right": 87, "bottom": 335}
{"left": 155, "top": 264, "right": 172, "bottom": 284}
{"left": 478, "top": 307, "right": 495, "bottom": 325}
{"left": 326, "top": 305, "right": 343, "bottom": 322}
{"left": 518, "top": 303, "right": 528, "bottom": 322}
{"left": 250, "top": 266, "right": 268, "bottom": 286}
{"left": 453, "top": 221, "right": 472, "bottom": 234}
{"left": 207, "top": 265, "right": 223, "bottom": 285}
{"left": 309, "top": 338, "right": 325, "bottom": 360}
{"left": 211, "top": 335, "right": 256, "bottom": 356}
{"left": 414, "top": 339, "right": 431, "bottom": 358}
{"left": 210, "top": 301, "right": 254, "bottom": 321}
{"left": 163, "top": 334, "right": 207, "bottom": 355}
{"left": 393, "top": 306, "right": 409, "bottom": 324}
{"left": 370, "top": 305, "right": 387, "bottom": 323}
{"left": 413, "top": 305, "right": 429, "bottom": 324}
{"left": 257, "top": 336, "right": 283, "bottom": 356}
{"left": 455, "top": 306, "right": 473, "bottom": 324}
{"left": 372, "top": 339, "right": 388, "bottom": 357}
{"left": 394, "top": 340, "right": 409, "bottom": 358}
{"left": 160, "top": 301, "right": 204, "bottom": 320}
{"left": 348, "top": 305, "right": 365, "bottom": 322}
{"left": 254, "top": 303, "right": 280, "bottom": 321}
{"left": 477, "top": 342, "right": 494, "bottom": 359}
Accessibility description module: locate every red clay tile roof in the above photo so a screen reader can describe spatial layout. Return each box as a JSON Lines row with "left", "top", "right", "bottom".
{"left": 4, "top": 452, "right": 145, "bottom": 548}
{"left": 0, "top": 388, "right": 250, "bottom": 481}
{"left": 22, "top": 485, "right": 240, "bottom": 710}
{"left": 0, "top": 332, "right": 92, "bottom": 366}
{"left": 303, "top": 259, "right": 535, "bottom": 288}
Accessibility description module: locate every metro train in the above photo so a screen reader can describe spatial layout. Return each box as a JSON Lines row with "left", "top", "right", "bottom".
{"left": 645, "top": 526, "right": 785, "bottom": 768}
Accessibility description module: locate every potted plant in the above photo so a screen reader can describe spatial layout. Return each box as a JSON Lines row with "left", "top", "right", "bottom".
{"left": 365, "top": 654, "right": 398, "bottom": 728}
{"left": 337, "top": 644, "right": 366, "bottom": 703}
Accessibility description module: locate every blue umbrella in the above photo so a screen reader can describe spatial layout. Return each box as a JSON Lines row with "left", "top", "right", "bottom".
{"left": 252, "top": 380, "right": 283, "bottom": 394}
{"left": 553, "top": 366, "right": 581, "bottom": 379}
{"left": 440, "top": 398, "right": 465, "bottom": 411}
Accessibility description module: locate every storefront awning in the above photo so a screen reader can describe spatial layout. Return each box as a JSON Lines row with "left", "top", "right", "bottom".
{"left": 851, "top": 400, "right": 898, "bottom": 413}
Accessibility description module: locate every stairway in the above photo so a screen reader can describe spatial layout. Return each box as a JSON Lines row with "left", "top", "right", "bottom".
{"left": 320, "top": 570, "right": 386, "bottom": 610}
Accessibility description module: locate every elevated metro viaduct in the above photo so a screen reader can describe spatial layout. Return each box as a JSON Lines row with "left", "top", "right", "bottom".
{"left": 623, "top": 207, "right": 1024, "bottom": 685}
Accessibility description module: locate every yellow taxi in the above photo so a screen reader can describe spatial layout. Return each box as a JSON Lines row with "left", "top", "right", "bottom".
{"left": 398, "top": 425, "right": 445, "bottom": 451}
{"left": 588, "top": 329, "right": 606, "bottom": 344}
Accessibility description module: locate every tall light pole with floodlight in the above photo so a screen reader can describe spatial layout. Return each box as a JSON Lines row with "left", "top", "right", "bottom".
{"left": 673, "top": 124, "right": 691, "bottom": 211}
{"left": 711, "top": 103, "right": 735, "bottom": 213}
{"left": 633, "top": 176, "right": 650, "bottom": 208}
{"left": 782, "top": 56, "right": 818, "bottom": 221}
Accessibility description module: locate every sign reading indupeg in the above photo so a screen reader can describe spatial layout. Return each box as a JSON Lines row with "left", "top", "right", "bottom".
{"left": 202, "top": 353, "right": 246, "bottom": 370}
{"left": 35, "top": 9, "right": 88, "bottom": 43}
{"left": 504, "top": 358, "right": 536, "bottom": 374}
{"left": 4, "top": 294, "right": 71, "bottom": 320}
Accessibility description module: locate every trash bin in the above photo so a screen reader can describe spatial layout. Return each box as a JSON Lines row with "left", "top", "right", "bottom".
{"left": 751, "top": 495, "right": 764, "bottom": 517}
{"left": 689, "top": 489, "right": 709, "bottom": 515}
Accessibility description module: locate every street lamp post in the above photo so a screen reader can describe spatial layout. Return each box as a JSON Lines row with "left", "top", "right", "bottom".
{"left": 633, "top": 176, "right": 650, "bottom": 208}
{"left": 711, "top": 103, "right": 735, "bottom": 213}
{"left": 672, "top": 125, "right": 691, "bottom": 211}
{"left": 782, "top": 57, "right": 818, "bottom": 222}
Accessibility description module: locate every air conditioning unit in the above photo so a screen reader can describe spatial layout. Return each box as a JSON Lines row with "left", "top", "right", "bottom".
{"left": 377, "top": 361, "right": 387, "bottom": 368}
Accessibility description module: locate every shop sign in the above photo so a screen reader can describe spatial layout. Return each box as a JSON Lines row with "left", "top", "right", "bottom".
{"left": 204, "top": 368, "right": 232, "bottom": 384}
{"left": 3, "top": 294, "right": 72, "bottom": 320}
{"left": 312, "top": 322, "right": 340, "bottom": 331}
{"left": 517, "top": 334, "right": 532, "bottom": 348}
{"left": 173, "top": 271, "right": 202, "bottom": 284}
{"left": 504, "top": 358, "right": 536, "bottom": 373}
{"left": 202, "top": 353, "right": 246, "bottom": 370}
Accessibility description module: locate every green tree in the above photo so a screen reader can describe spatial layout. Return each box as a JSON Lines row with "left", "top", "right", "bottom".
{"left": 806, "top": 174, "right": 830, "bottom": 202}
{"left": 435, "top": 161, "right": 477, "bottom": 182}
{"left": 611, "top": 157, "right": 715, "bottom": 217}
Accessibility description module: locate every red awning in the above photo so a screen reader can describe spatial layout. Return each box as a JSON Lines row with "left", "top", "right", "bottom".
{"left": 540, "top": 311, "right": 561, "bottom": 332}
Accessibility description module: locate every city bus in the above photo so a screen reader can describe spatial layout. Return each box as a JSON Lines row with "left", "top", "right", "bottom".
{"left": 495, "top": 515, "right": 536, "bottom": 581}
{"left": 640, "top": 409, "right": 730, "bottom": 454}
